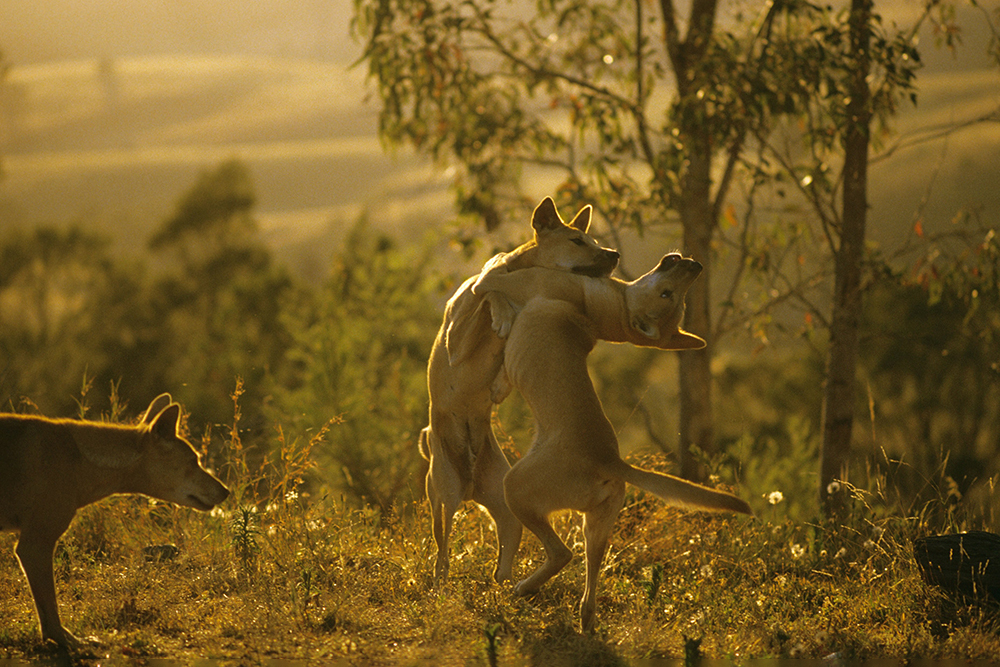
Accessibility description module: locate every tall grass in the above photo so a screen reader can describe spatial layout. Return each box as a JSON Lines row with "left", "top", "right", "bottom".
{"left": 2, "top": 386, "right": 1000, "bottom": 664}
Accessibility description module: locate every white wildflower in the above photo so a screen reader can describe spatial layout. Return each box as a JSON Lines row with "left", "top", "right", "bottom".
{"left": 791, "top": 543, "right": 805, "bottom": 559}
{"left": 767, "top": 490, "right": 784, "bottom": 505}
{"left": 827, "top": 480, "right": 841, "bottom": 495}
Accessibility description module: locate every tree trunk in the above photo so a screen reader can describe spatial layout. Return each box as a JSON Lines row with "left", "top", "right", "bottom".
{"left": 660, "top": 0, "right": 719, "bottom": 481}
{"left": 820, "top": 0, "right": 872, "bottom": 516}
{"left": 679, "top": 136, "right": 715, "bottom": 480}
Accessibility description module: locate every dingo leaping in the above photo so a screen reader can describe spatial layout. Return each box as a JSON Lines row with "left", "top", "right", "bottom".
{"left": 473, "top": 253, "right": 752, "bottom": 630}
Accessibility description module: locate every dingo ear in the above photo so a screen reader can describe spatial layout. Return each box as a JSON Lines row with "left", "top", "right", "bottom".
{"left": 665, "top": 330, "right": 706, "bottom": 350}
{"left": 654, "top": 253, "right": 682, "bottom": 272}
{"left": 568, "top": 205, "right": 592, "bottom": 233}
{"left": 141, "top": 393, "right": 172, "bottom": 424}
{"left": 150, "top": 404, "right": 182, "bottom": 439}
{"left": 531, "top": 197, "right": 564, "bottom": 233}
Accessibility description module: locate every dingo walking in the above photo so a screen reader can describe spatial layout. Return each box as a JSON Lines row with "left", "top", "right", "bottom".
{"left": 0, "top": 394, "right": 229, "bottom": 646}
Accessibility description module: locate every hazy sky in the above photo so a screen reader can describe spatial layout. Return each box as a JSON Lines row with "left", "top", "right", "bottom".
{"left": 0, "top": 0, "right": 358, "bottom": 65}
{"left": 2, "top": 0, "right": 995, "bottom": 70}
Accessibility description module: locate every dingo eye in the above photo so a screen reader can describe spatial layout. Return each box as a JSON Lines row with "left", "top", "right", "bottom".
{"left": 660, "top": 289, "right": 674, "bottom": 299}
{"left": 570, "top": 238, "right": 587, "bottom": 246}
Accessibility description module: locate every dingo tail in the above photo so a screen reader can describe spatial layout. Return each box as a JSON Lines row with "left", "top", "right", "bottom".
{"left": 418, "top": 427, "right": 432, "bottom": 461}
{"left": 612, "top": 460, "right": 752, "bottom": 515}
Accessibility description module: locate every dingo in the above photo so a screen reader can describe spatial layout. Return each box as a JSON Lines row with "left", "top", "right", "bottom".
{"left": 421, "top": 197, "right": 620, "bottom": 584}
{"left": 473, "top": 253, "right": 752, "bottom": 630}
{"left": 0, "top": 394, "right": 229, "bottom": 647}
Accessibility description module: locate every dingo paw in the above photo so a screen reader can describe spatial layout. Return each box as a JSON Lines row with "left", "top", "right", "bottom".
{"left": 485, "top": 293, "right": 516, "bottom": 338}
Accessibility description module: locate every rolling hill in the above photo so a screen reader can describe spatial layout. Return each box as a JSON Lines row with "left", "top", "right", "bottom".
{"left": 0, "top": 50, "right": 997, "bottom": 279}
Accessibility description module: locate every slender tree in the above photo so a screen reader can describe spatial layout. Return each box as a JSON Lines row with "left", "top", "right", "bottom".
{"left": 819, "top": 0, "right": 873, "bottom": 515}
{"left": 660, "top": 0, "right": 722, "bottom": 479}
{"left": 354, "top": 0, "right": 795, "bottom": 479}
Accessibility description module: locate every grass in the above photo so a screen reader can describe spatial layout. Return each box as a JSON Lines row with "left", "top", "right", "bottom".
{"left": 2, "top": 397, "right": 1000, "bottom": 665}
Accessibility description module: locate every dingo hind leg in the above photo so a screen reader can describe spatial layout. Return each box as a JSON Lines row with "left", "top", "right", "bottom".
{"left": 580, "top": 480, "right": 625, "bottom": 631}
{"left": 503, "top": 462, "right": 572, "bottom": 595}
{"left": 422, "top": 428, "right": 465, "bottom": 584}
{"left": 471, "top": 431, "right": 522, "bottom": 582}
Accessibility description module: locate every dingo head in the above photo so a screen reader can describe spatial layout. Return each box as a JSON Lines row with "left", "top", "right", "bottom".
{"left": 626, "top": 253, "right": 705, "bottom": 349}
{"left": 507, "top": 197, "right": 620, "bottom": 278}
{"left": 137, "top": 395, "right": 230, "bottom": 511}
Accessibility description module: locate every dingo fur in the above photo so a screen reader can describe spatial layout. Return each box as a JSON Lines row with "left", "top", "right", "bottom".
{"left": 0, "top": 394, "right": 229, "bottom": 647}
{"left": 472, "top": 253, "right": 752, "bottom": 630}
{"left": 421, "top": 197, "right": 620, "bottom": 584}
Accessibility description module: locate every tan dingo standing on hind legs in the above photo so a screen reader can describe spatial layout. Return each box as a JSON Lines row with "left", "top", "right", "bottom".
{"left": 421, "top": 197, "right": 620, "bottom": 585}
{"left": 0, "top": 394, "right": 229, "bottom": 647}
{"left": 473, "top": 253, "right": 752, "bottom": 630}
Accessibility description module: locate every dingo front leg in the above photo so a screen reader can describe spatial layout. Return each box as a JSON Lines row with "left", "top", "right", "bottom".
{"left": 16, "top": 529, "right": 79, "bottom": 647}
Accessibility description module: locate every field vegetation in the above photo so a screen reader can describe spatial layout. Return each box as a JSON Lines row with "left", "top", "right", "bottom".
{"left": 1, "top": 156, "right": 999, "bottom": 664}
{"left": 2, "top": 386, "right": 1000, "bottom": 665}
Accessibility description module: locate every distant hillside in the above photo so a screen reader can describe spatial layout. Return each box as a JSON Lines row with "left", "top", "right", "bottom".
{"left": 869, "top": 68, "right": 1000, "bottom": 251}
{"left": 0, "top": 53, "right": 997, "bottom": 281}
{"left": 0, "top": 56, "right": 457, "bottom": 273}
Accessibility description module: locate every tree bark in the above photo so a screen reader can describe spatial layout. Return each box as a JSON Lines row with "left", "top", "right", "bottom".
{"left": 820, "top": 0, "right": 872, "bottom": 516}
{"left": 660, "top": 0, "right": 718, "bottom": 480}
{"left": 678, "top": 135, "right": 715, "bottom": 480}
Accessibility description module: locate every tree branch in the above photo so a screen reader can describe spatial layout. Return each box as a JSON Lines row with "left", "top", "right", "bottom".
{"left": 871, "top": 106, "right": 1000, "bottom": 164}
{"left": 659, "top": 0, "right": 683, "bottom": 73}
{"left": 470, "top": 5, "right": 638, "bottom": 113}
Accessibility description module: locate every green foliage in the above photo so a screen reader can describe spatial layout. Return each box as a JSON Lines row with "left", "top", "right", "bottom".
{"left": 147, "top": 159, "right": 301, "bottom": 434}
{"left": 860, "top": 228, "right": 1000, "bottom": 514}
{"left": 0, "top": 226, "right": 155, "bottom": 415}
{"left": 274, "top": 218, "right": 444, "bottom": 511}
{"left": 352, "top": 0, "right": 920, "bottom": 244}
{"left": 230, "top": 505, "right": 261, "bottom": 582}
{"left": 149, "top": 158, "right": 257, "bottom": 255}
{"left": 354, "top": 0, "right": 759, "bottom": 227}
